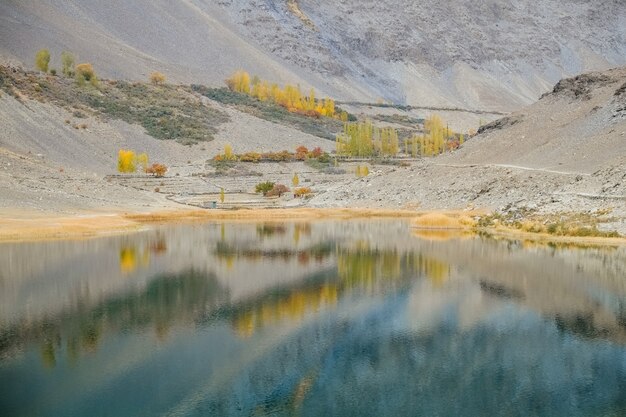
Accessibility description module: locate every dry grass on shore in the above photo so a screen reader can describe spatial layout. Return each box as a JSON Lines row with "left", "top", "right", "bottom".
{"left": 411, "top": 212, "right": 477, "bottom": 229}
{"left": 1, "top": 207, "right": 624, "bottom": 247}
{"left": 0, "top": 207, "right": 427, "bottom": 242}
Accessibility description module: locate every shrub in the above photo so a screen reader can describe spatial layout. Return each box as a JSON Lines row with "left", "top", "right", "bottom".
{"left": 266, "top": 184, "right": 289, "bottom": 197}
{"left": 146, "top": 163, "right": 167, "bottom": 177}
{"left": 240, "top": 152, "right": 262, "bottom": 162}
{"left": 49, "top": 68, "right": 57, "bottom": 76}
{"left": 61, "top": 51, "right": 75, "bottom": 77}
{"left": 294, "top": 187, "right": 312, "bottom": 197}
{"left": 317, "top": 152, "right": 330, "bottom": 163}
{"left": 292, "top": 173, "right": 300, "bottom": 187}
{"left": 263, "top": 150, "right": 292, "bottom": 162}
{"left": 295, "top": 145, "right": 309, "bottom": 161}
{"left": 118, "top": 149, "right": 137, "bottom": 173}
{"left": 150, "top": 72, "right": 166, "bottom": 85}
{"left": 76, "top": 63, "right": 97, "bottom": 86}
{"left": 309, "top": 147, "right": 323, "bottom": 158}
{"left": 35, "top": 49, "right": 50, "bottom": 72}
{"left": 255, "top": 181, "right": 275, "bottom": 195}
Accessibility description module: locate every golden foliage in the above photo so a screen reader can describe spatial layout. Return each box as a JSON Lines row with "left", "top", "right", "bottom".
{"left": 294, "top": 187, "right": 312, "bottom": 197}
{"left": 35, "top": 49, "right": 50, "bottom": 73}
{"left": 405, "top": 114, "right": 461, "bottom": 157}
{"left": 226, "top": 70, "right": 336, "bottom": 118}
{"left": 117, "top": 149, "right": 137, "bottom": 173}
{"left": 149, "top": 71, "right": 166, "bottom": 85}
{"left": 239, "top": 152, "right": 262, "bottom": 162}
{"left": 231, "top": 283, "right": 338, "bottom": 338}
{"left": 61, "top": 51, "right": 74, "bottom": 77}
{"left": 336, "top": 120, "right": 398, "bottom": 157}
{"left": 137, "top": 153, "right": 149, "bottom": 172}
{"left": 292, "top": 173, "right": 300, "bottom": 187}
{"left": 119, "top": 247, "right": 137, "bottom": 273}
{"left": 355, "top": 165, "right": 370, "bottom": 177}
{"left": 75, "top": 63, "right": 97, "bottom": 86}
{"left": 226, "top": 70, "right": 250, "bottom": 94}
{"left": 412, "top": 213, "right": 476, "bottom": 229}
{"left": 224, "top": 144, "right": 234, "bottom": 159}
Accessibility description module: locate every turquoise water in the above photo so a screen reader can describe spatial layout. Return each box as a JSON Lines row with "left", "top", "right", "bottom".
{"left": 1, "top": 220, "right": 625, "bottom": 416}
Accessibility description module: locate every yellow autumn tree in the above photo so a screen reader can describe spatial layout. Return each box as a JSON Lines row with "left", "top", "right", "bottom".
{"left": 150, "top": 72, "right": 166, "bottom": 85}
{"left": 117, "top": 149, "right": 137, "bottom": 173}
{"left": 225, "top": 71, "right": 336, "bottom": 118}
{"left": 336, "top": 120, "right": 398, "bottom": 157}
{"left": 224, "top": 144, "right": 234, "bottom": 160}
{"left": 76, "top": 63, "right": 98, "bottom": 86}
{"left": 35, "top": 49, "right": 51, "bottom": 73}
{"left": 137, "top": 153, "right": 149, "bottom": 172}
{"left": 226, "top": 70, "right": 251, "bottom": 94}
{"left": 61, "top": 51, "right": 74, "bottom": 77}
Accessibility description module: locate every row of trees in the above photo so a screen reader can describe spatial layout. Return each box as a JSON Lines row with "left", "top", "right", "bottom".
{"left": 213, "top": 144, "right": 328, "bottom": 163}
{"left": 335, "top": 120, "right": 399, "bottom": 157}
{"left": 117, "top": 149, "right": 167, "bottom": 177}
{"left": 336, "top": 116, "right": 465, "bottom": 158}
{"left": 226, "top": 70, "right": 337, "bottom": 118}
{"left": 35, "top": 49, "right": 98, "bottom": 86}
{"left": 404, "top": 115, "right": 464, "bottom": 157}
{"left": 254, "top": 181, "right": 312, "bottom": 198}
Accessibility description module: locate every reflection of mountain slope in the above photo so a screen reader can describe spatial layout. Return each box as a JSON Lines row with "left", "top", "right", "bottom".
{"left": 171, "top": 288, "right": 626, "bottom": 416}
{"left": 2, "top": 221, "right": 626, "bottom": 417}
{"left": 201, "top": 291, "right": 626, "bottom": 417}
{"left": 0, "top": 269, "right": 227, "bottom": 360}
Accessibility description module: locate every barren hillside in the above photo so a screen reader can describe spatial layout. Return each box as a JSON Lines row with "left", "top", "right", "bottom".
{"left": 444, "top": 67, "right": 626, "bottom": 173}
{"left": 309, "top": 68, "right": 626, "bottom": 233}
{"left": 1, "top": 0, "right": 625, "bottom": 112}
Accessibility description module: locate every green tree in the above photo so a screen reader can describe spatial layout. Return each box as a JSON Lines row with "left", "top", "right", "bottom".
{"left": 255, "top": 181, "right": 275, "bottom": 196}
{"left": 35, "top": 49, "right": 51, "bottom": 73}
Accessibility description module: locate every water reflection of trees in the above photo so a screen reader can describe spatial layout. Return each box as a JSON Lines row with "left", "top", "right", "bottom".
{"left": 231, "top": 282, "right": 338, "bottom": 338}
{"left": 338, "top": 247, "right": 450, "bottom": 290}
{"left": 205, "top": 298, "right": 626, "bottom": 417}
{"left": 0, "top": 269, "right": 227, "bottom": 366}
{"left": 256, "top": 223, "right": 287, "bottom": 239}
{"left": 226, "top": 247, "right": 453, "bottom": 338}
{"left": 119, "top": 237, "right": 167, "bottom": 273}
{"left": 215, "top": 242, "right": 333, "bottom": 265}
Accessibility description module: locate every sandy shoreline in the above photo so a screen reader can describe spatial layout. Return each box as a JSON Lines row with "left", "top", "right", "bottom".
{"left": 0, "top": 207, "right": 431, "bottom": 242}
{"left": 1, "top": 207, "right": 625, "bottom": 247}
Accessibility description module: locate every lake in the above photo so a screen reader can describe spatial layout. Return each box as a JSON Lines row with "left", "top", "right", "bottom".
{"left": 1, "top": 220, "right": 625, "bottom": 416}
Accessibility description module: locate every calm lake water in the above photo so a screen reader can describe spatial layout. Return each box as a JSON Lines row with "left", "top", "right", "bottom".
{"left": 1, "top": 220, "right": 626, "bottom": 417}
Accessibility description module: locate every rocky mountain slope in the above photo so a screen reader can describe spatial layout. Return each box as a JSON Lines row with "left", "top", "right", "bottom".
{"left": 1, "top": 0, "right": 625, "bottom": 112}
{"left": 309, "top": 67, "right": 626, "bottom": 233}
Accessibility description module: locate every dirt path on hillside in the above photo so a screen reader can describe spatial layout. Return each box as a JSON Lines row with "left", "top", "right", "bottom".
{"left": 431, "top": 162, "right": 591, "bottom": 176}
